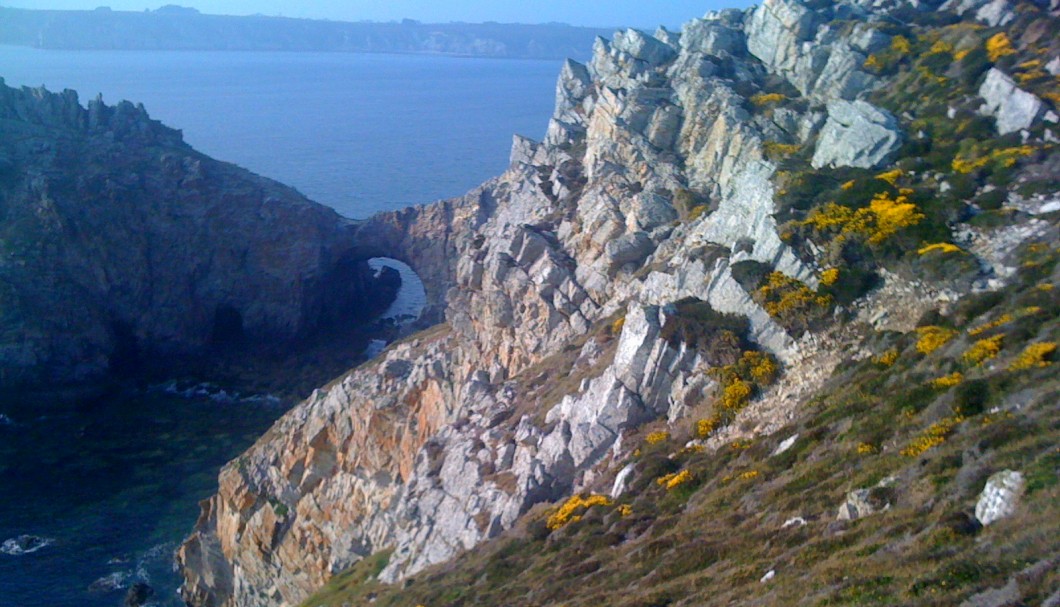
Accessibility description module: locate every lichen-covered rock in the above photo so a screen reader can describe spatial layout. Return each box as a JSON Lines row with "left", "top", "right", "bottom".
{"left": 811, "top": 100, "right": 903, "bottom": 169}
{"left": 975, "top": 469, "right": 1025, "bottom": 526}
{"left": 978, "top": 68, "right": 1048, "bottom": 135}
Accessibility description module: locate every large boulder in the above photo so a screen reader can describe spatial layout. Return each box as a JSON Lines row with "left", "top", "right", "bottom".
{"left": 746, "top": 0, "right": 822, "bottom": 75}
{"left": 612, "top": 29, "right": 677, "bottom": 66}
{"left": 975, "top": 469, "right": 1025, "bottom": 526}
{"left": 978, "top": 68, "right": 1049, "bottom": 135}
{"left": 811, "top": 100, "right": 903, "bottom": 169}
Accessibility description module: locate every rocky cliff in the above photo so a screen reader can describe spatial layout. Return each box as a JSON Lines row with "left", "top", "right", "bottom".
{"left": 0, "top": 81, "right": 418, "bottom": 389}
{"left": 179, "top": 0, "right": 1060, "bottom": 605}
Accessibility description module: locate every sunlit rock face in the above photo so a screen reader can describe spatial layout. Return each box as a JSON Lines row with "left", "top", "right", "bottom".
{"left": 176, "top": 0, "right": 1059, "bottom": 605}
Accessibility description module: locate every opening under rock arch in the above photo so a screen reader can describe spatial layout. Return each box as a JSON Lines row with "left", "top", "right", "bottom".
{"left": 367, "top": 257, "right": 426, "bottom": 324}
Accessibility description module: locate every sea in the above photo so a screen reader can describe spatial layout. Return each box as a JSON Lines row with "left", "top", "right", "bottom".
{"left": 0, "top": 46, "right": 562, "bottom": 606}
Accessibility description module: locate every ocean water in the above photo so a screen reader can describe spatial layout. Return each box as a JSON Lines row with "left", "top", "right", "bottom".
{"left": 0, "top": 48, "right": 560, "bottom": 606}
{"left": 0, "top": 46, "right": 561, "bottom": 218}
{"left": 0, "top": 388, "right": 285, "bottom": 607}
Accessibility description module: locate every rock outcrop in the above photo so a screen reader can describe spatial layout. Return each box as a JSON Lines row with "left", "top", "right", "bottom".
{"left": 974, "top": 469, "right": 1025, "bottom": 526}
{"left": 746, "top": 0, "right": 880, "bottom": 101}
{"left": 811, "top": 100, "right": 903, "bottom": 169}
{"left": 978, "top": 68, "right": 1051, "bottom": 135}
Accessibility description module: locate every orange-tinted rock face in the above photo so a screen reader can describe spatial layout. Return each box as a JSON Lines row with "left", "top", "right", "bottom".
{"left": 178, "top": 326, "right": 463, "bottom": 606}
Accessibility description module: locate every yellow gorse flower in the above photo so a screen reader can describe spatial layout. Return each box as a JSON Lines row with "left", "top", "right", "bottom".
{"left": 1009, "top": 342, "right": 1056, "bottom": 371}
{"left": 547, "top": 494, "right": 612, "bottom": 530}
{"left": 916, "top": 326, "right": 958, "bottom": 355}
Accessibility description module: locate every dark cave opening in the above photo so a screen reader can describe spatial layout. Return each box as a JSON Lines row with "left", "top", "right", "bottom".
{"left": 209, "top": 305, "right": 245, "bottom": 348}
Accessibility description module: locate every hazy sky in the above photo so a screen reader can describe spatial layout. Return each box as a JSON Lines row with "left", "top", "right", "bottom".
{"left": 2, "top": 1, "right": 756, "bottom": 29}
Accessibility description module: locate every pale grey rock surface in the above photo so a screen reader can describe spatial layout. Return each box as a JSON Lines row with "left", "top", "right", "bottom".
{"left": 811, "top": 100, "right": 903, "bottom": 169}
{"left": 837, "top": 477, "right": 894, "bottom": 521}
{"left": 978, "top": 68, "right": 1048, "bottom": 135}
{"left": 836, "top": 488, "right": 881, "bottom": 520}
{"left": 746, "top": 0, "right": 878, "bottom": 100}
{"left": 974, "top": 469, "right": 1025, "bottom": 526}
{"left": 942, "top": 0, "right": 1015, "bottom": 26}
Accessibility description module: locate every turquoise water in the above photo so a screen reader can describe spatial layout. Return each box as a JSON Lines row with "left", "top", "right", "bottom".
{"left": 0, "top": 48, "right": 559, "bottom": 605}
{"left": 0, "top": 46, "right": 561, "bottom": 218}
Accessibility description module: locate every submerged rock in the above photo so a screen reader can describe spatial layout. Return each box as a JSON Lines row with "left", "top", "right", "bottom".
{"left": 123, "top": 582, "right": 154, "bottom": 607}
{"left": 88, "top": 571, "right": 129, "bottom": 593}
{"left": 0, "top": 534, "right": 54, "bottom": 555}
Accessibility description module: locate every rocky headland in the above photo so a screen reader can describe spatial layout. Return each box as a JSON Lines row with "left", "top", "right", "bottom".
{"left": 0, "top": 6, "right": 611, "bottom": 60}
{"left": 0, "top": 80, "right": 479, "bottom": 392}
{"left": 4, "top": 0, "right": 1058, "bottom": 604}
{"left": 173, "top": 0, "right": 1059, "bottom": 605}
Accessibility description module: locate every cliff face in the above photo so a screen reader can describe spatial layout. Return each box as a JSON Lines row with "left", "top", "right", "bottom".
{"left": 0, "top": 82, "right": 410, "bottom": 388}
{"left": 179, "top": 0, "right": 1060, "bottom": 605}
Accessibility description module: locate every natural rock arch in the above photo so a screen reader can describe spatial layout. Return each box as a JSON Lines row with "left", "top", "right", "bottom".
{"left": 342, "top": 183, "right": 496, "bottom": 324}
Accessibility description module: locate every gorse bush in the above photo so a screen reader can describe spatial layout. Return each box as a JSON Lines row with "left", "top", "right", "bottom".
{"left": 546, "top": 494, "right": 612, "bottom": 531}
{"left": 916, "top": 326, "right": 957, "bottom": 355}
{"left": 901, "top": 416, "right": 964, "bottom": 457}
{"left": 656, "top": 469, "right": 694, "bottom": 490}
{"left": 1009, "top": 342, "right": 1056, "bottom": 371}
{"left": 962, "top": 334, "right": 1004, "bottom": 366}
{"left": 707, "top": 349, "right": 782, "bottom": 427}
{"left": 755, "top": 272, "right": 832, "bottom": 334}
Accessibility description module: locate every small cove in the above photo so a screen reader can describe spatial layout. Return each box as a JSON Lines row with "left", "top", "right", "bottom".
{"left": 0, "top": 46, "right": 558, "bottom": 605}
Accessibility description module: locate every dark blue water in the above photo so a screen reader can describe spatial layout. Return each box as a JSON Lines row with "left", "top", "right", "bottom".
{"left": 0, "top": 46, "right": 561, "bottom": 218}
{"left": 0, "top": 389, "right": 285, "bottom": 607}
{"left": 0, "top": 48, "right": 559, "bottom": 605}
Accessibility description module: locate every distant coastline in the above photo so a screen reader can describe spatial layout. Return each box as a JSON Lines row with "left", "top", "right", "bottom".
{"left": 0, "top": 6, "right": 613, "bottom": 59}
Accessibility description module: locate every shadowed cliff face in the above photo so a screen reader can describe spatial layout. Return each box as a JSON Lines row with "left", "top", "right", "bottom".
{"left": 0, "top": 81, "right": 453, "bottom": 390}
